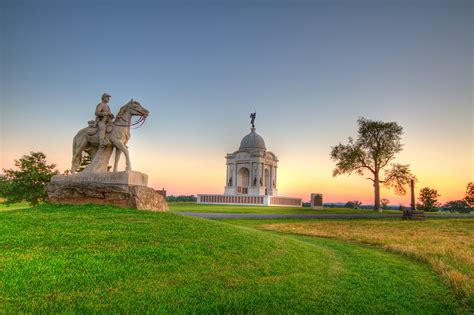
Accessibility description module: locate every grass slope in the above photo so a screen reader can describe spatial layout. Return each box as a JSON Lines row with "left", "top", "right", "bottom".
{"left": 258, "top": 219, "right": 474, "bottom": 310}
{"left": 0, "top": 205, "right": 466, "bottom": 313}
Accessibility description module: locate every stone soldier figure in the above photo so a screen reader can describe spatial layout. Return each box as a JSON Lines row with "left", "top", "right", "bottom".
{"left": 95, "top": 93, "right": 114, "bottom": 147}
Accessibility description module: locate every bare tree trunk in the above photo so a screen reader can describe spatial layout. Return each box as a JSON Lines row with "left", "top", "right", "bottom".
{"left": 374, "top": 171, "right": 381, "bottom": 211}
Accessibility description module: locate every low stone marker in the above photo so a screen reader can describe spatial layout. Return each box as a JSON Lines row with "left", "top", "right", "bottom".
{"left": 46, "top": 94, "right": 168, "bottom": 211}
{"left": 402, "top": 210, "right": 425, "bottom": 220}
{"left": 310, "top": 193, "right": 323, "bottom": 210}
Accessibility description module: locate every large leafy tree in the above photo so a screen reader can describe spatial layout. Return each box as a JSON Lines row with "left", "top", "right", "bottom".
{"left": 0, "top": 152, "right": 58, "bottom": 206}
{"left": 465, "top": 182, "right": 473, "bottom": 207}
{"left": 417, "top": 187, "right": 440, "bottom": 212}
{"left": 330, "top": 117, "right": 413, "bottom": 211}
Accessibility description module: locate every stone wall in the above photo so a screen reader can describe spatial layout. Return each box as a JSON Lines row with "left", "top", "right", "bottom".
{"left": 197, "top": 194, "right": 302, "bottom": 207}
{"left": 199, "top": 194, "right": 265, "bottom": 205}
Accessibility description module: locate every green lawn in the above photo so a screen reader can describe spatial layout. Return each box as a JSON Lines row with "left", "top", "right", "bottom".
{"left": 221, "top": 217, "right": 474, "bottom": 311}
{"left": 169, "top": 202, "right": 402, "bottom": 214}
{"left": 0, "top": 201, "right": 30, "bottom": 212}
{"left": 0, "top": 204, "right": 467, "bottom": 313}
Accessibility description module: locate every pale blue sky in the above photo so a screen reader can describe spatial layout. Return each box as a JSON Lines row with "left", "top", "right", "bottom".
{"left": 1, "top": 0, "right": 472, "bottom": 201}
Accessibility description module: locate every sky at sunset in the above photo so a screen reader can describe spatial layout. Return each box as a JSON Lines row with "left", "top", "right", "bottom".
{"left": 1, "top": 0, "right": 472, "bottom": 205}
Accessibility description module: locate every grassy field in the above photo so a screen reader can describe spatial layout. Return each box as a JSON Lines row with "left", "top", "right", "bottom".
{"left": 0, "top": 204, "right": 467, "bottom": 313}
{"left": 169, "top": 202, "right": 402, "bottom": 214}
{"left": 248, "top": 218, "right": 474, "bottom": 310}
{"left": 0, "top": 201, "right": 30, "bottom": 212}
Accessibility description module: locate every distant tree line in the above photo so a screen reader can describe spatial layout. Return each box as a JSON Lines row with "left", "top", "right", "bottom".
{"left": 321, "top": 182, "right": 473, "bottom": 213}
{"left": 166, "top": 195, "right": 197, "bottom": 202}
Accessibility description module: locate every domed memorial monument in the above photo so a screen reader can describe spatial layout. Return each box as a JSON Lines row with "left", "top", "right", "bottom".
{"left": 198, "top": 113, "right": 302, "bottom": 207}
{"left": 45, "top": 93, "right": 169, "bottom": 211}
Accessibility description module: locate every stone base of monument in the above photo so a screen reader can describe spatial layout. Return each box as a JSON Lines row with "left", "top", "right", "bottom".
{"left": 197, "top": 194, "right": 302, "bottom": 207}
{"left": 402, "top": 210, "right": 425, "bottom": 220}
{"left": 46, "top": 171, "right": 169, "bottom": 211}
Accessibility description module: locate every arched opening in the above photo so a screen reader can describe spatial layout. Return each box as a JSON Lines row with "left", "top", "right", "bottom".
{"left": 313, "top": 195, "right": 322, "bottom": 207}
{"left": 265, "top": 168, "right": 271, "bottom": 195}
{"left": 237, "top": 167, "right": 249, "bottom": 194}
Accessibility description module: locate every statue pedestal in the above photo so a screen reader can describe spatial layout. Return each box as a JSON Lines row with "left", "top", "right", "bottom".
{"left": 52, "top": 171, "right": 148, "bottom": 186}
{"left": 46, "top": 171, "right": 168, "bottom": 212}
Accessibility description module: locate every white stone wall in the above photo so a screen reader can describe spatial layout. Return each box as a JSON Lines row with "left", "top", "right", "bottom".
{"left": 197, "top": 194, "right": 302, "bottom": 207}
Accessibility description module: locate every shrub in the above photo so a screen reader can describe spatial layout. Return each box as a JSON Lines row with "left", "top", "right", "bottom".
{"left": 0, "top": 152, "right": 58, "bottom": 206}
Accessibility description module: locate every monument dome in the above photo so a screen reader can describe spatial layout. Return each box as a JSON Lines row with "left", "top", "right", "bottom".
{"left": 239, "top": 128, "right": 266, "bottom": 150}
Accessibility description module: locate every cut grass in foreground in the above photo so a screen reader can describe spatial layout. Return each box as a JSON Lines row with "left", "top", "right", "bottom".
{"left": 169, "top": 202, "right": 402, "bottom": 214}
{"left": 258, "top": 218, "right": 474, "bottom": 310}
{"left": 0, "top": 204, "right": 467, "bottom": 313}
{"left": 0, "top": 200, "right": 30, "bottom": 212}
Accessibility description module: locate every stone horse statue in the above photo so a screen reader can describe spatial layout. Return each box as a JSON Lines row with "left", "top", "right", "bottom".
{"left": 71, "top": 99, "right": 149, "bottom": 174}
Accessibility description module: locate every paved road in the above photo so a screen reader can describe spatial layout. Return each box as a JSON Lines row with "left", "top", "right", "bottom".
{"left": 178, "top": 212, "right": 474, "bottom": 220}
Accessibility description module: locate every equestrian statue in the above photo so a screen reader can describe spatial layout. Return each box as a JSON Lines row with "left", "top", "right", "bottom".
{"left": 71, "top": 94, "right": 149, "bottom": 174}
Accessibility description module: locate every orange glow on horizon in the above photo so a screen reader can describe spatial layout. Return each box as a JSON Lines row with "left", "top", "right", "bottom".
{"left": 1, "top": 140, "right": 471, "bottom": 206}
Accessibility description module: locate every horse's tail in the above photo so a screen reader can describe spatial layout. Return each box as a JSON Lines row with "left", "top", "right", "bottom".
{"left": 72, "top": 134, "right": 82, "bottom": 159}
{"left": 71, "top": 131, "right": 84, "bottom": 174}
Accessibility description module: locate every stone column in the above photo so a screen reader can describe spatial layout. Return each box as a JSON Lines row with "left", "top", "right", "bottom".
{"left": 256, "top": 162, "right": 260, "bottom": 186}
{"left": 274, "top": 166, "right": 278, "bottom": 189}
{"left": 225, "top": 164, "right": 229, "bottom": 186}
{"left": 233, "top": 163, "right": 238, "bottom": 193}
{"left": 249, "top": 162, "right": 253, "bottom": 186}
{"left": 252, "top": 162, "right": 256, "bottom": 186}
{"left": 270, "top": 165, "right": 273, "bottom": 188}
{"left": 410, "top": 178, "right": 415, "bottom": 210}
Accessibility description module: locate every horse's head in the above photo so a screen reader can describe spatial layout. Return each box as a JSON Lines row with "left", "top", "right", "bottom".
{"left": 127, "top": 99, "right": 149, "bottom": 118}
{"left": 114, "top": 99, "right": 150, "bottom": 128}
